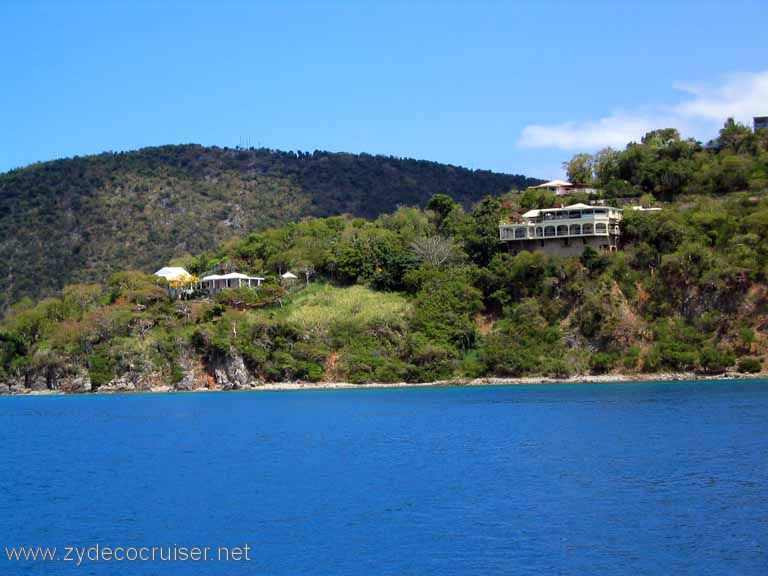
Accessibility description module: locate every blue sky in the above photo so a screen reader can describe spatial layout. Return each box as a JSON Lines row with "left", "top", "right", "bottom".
{"left": 1, "top": 1, "right": 767, "bottom": 178}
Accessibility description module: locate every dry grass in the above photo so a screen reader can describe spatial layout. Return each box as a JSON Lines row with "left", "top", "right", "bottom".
{"left": 285, "top": 284, "right": 411, "bottom": 333}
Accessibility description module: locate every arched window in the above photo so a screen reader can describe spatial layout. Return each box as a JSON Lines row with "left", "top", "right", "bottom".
{"left": 556, "top": 225, "right": 568, "bottom": 236}
{"left": 544, "top": 226, "right": 556, "bottom": 237}
{"left": 569, "top": 224, "right": 581, "bottom": 235}
{"left": 514, "top": 227, "right": 526, "bottom": 239}
{"left": 595, "top": 223, "right": 607, "bottom": 234}
{"left": 536, "top": 227, "right": 543, "bottom": 237}
{"left": 582, "top": 223, "right": 594, "bottom": 235}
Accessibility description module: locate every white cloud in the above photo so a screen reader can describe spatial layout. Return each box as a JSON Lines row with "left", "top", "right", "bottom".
{"left": 676, "top": 71, "right": 768, "bottom": 122}
{"left": 519, "top": 113, "right": 658, "bottom": 150}
{"left": 517, "top": 70, "right": 768, "bottom": 151}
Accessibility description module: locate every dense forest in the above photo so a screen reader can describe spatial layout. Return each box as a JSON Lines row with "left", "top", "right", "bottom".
{"left": 0, "top": 145, "right": 539, "bottom": 308}
{"left": 2, "top": 120, "right": 768, "bottom": 392}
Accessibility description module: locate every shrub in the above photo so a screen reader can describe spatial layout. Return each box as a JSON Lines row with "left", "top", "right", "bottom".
{"left": 406, "top": 335, "right": 456, "bottom": 382}
{"left": 87, "top": 348, "right": 114, "bottom": 388}
{"left": 108, "top": 271, "right": 167, "bottom": 305}
{"left": 460, "top": 349, "right": 484, "bottom": 378}
{"left": 737, "top": 357, "right": 762, "bottom": 373}
{"left": 410, "top": 269, "right": 482, "bottom": 351}
{"left": 214, "top": 284, "right": 286, "bottom": 308}
{"left": 622, "top": 346, "right": 641, "bottom": 370}
{"left": 643, "top": 343, "right": 698, "bottom": 372}
{"left": 590, "top": 352, "right": 618, "bottom": 374}
{"left": 697, "top": 347, "right": 735, "bottom": 373}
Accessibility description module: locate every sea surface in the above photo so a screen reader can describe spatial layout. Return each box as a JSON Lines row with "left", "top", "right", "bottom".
{"left": 1, "top": 380, "right": 767, "bottom": 575}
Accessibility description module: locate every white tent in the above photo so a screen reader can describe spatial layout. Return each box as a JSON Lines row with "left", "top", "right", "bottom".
{"left": 154, "top": 266, "right": 192, "bottom": 282}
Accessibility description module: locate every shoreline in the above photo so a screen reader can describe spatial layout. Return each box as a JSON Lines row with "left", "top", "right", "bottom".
{"left": 3, "top": 371, "right": 767, "bottom": 396}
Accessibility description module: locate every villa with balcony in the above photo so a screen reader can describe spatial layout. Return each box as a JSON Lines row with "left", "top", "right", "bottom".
{"left": 499, "top": 203, "right": 622, "bottom": 257}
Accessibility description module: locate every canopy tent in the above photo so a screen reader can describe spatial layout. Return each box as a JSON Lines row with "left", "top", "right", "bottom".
{"left": 154, "top": 266, "right": 192, "bottom": 282}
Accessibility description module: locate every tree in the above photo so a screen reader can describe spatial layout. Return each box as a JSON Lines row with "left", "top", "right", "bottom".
{"left": 641, "top": 128, "right": 681, "bottom": 147}
{"left": 409, "top": 236, "right": 457, "bottom": 267}
{"left": 563, "top": 153, "right": 594, "bottom": 184}
{"left": 714, "top": 118, "right": 753, "bottom": 153}
{"left": 426, "top": 193, "right": 461, "bottom": 234}
{"left": 580, "top": 246, "right": 608, "bottom": 274}
{"left": 62, "top": 284, "right": 103, "bottom": 319}
{"left": 593, "top": 147, "right": 620, "bottom": 186}
{"left": 519, "top": 188, "right": 556, "bottom": 209}
{"left": 460, "top": 196, "right": 504, "bottom": 267}
{"left": 297, "top": 263, "right": 315, "bottom": 287}
{"left": 426, "top": 193, "right": 458, "bottom": 222}
{"left": 107, "top": 271, "right": 168, "bottom": 305}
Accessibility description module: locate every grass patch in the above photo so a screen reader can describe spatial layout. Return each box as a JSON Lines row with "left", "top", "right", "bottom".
{"left": 285, "top": 284, "right": 411, "bottom": 334}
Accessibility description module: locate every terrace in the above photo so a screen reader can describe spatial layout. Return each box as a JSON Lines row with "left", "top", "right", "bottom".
{"left": 499, "top": 203, "right": 622, "bottom": 241}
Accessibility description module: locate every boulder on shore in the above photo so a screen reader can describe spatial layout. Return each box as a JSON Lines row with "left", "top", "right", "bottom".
{"left": 58, "top": 374, "right": 92, "bottom": 394}
{"left": 209, "top": 350, "right": 254, "bottom": 390}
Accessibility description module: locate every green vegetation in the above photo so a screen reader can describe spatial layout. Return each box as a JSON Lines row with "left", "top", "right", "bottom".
{"left": 562, "top": 122, "right": 768, "bottom": 199}
{"left": 285, "top": 284, "right": 411, "bottom": 334}
{"left": 1, "top": 120, "right": 768, "bottom": 390}
{"left": 0, "top": 145, "right": 539, "bottom": 309}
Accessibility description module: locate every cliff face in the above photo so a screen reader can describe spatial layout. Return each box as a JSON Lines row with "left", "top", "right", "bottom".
{"left": 0, "top": 349, "right": 271, "bottom": 394}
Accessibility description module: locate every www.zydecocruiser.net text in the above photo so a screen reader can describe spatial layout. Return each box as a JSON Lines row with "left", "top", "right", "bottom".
{"left": 5, "top": 543, "right": 252, "bottom": 566}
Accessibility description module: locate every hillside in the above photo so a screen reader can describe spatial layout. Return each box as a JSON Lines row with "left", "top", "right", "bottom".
{"left": 2, "top": 185, "right": 767, "bottom": 394}
{"left": 0, "top": 145, "right": 539, "bottom": 308}
{"left": 2, "top": 120, "right": 768, "bottom": 393}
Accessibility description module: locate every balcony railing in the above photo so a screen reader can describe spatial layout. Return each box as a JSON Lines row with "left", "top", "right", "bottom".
{"left": 500, "top": 222, "right": 620, "bottom": 241}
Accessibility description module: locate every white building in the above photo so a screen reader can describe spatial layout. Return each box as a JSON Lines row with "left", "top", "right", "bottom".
{"left": 201, "top": 272, "right": 264, "bottom": 295}
{"left": 529, "top": 180, "right": 599, "bottom": 197}
{"left": 499, "top": 203, "right": 622, "bottom": 257}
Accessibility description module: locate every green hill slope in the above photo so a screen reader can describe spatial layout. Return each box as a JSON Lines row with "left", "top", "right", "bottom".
{"left": 4, "top": 121, "right": 766, "bottom": 392}
{"left": 0, "top": 145, "right": 538, "bottom": 308}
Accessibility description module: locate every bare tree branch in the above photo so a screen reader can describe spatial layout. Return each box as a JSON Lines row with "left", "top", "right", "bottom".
{"left": 409, "top": 236, "right": 456, "bottom": 267}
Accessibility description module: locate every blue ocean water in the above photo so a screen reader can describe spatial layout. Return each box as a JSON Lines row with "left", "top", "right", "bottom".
{"left": 1, "top": 380, "right": 767, "bottom": 575}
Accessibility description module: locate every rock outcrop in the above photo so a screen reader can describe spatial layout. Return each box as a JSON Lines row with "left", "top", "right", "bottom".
{"left": 207, "top": 350, "right": 259, "bottom": 390}
{"left": 58, "top": 373, "right": 92, "bottom": 394}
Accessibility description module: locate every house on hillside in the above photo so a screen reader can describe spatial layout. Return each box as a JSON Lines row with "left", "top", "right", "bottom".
{"left": 280, "top": 271, "right": 299, "bottom": 286}
{"left": 499, "top": 203, "right": 622, "bottom": 257}
{"left": 154, "top": 266, "right": 198, "bottom": 299}
{"left": 201, "top": 272, "right": 264, "bottom": 295}
{"left": 528, "top": 180, "right": 599, "bottom": 197}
